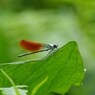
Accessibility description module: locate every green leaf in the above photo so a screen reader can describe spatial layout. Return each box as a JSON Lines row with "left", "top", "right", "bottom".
{"left": 0, "top": 41, "right": 84, "bottom": 95}
{"left": 0, "top": 69, "right": 21, "bottom": 95}
{"left": 31, "top": 76, "right": 48, "bottom": 95}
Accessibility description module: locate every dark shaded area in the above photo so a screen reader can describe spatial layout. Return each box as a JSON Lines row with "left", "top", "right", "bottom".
{"left": 0, "top": 0, "right": 77, "bottom": 12}
{"left": 50, "top": 92, "right": 62, "bottom": 95}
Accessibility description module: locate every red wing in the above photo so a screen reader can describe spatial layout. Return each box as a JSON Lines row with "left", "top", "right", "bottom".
{"left": 20, "top": 40, "right": 45, "bottom": 52}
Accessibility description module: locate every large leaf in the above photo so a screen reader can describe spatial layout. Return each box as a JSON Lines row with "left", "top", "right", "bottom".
{"left": 0, "top": 41, "right": 84, "bottom": 95}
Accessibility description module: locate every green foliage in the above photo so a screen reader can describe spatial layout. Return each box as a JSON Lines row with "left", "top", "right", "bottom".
{"left": 0, "top": 41, "right": 84, "bottom": 95}
{"left": 0, "top": 69, "right": 21, "bottom": 95}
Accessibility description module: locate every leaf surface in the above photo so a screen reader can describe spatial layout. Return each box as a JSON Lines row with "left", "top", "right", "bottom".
{"left": 0, "top": 41, "right": 84, "bottom": 95}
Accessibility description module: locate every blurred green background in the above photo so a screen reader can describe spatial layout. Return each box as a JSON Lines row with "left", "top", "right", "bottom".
{"left": 0, "top": 0, "right": 95, "bottom": 95}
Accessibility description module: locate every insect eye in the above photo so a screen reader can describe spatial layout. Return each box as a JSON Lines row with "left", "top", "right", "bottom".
{"left": 54, "top": 45, "right": 58, "bottom": 48}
